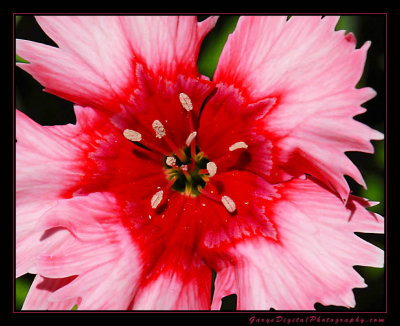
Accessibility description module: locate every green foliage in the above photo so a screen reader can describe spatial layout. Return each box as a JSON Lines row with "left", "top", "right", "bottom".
{"left": 15, "top": 277, "right": 31, "bottom": 310}
{"left": 197, "top": 16, "right": 239, "bottom": 79}
{"left": 16, "top": 54, "right": 29, "bottom": 63}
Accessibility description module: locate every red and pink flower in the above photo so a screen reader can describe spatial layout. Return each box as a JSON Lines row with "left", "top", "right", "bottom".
{"left": 16, "top": 15, "right": 384, "bottom": 310}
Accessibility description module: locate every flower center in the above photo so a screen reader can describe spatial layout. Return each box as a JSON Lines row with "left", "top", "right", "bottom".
{"left": 123, "top": 92, "right": 242, "bottom": 215}
{"left": 122, "top": 92, "right": 218, "bottom": 200}
{"left": 164, "top": 145, "right": 210, "bottom": 197}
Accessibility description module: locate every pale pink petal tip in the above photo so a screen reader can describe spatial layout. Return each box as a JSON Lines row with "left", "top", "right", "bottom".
{"left": 211, "top": 179, "right": 384, "bottom": 310}
{"left": 213, "top": 15, "right": 383, "bottom": 201}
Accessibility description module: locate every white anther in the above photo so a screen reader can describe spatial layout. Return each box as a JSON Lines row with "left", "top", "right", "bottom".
{"left": 179, "top": 93, "right": 193, "bottom": 112}
{"left": 166, "top": 156, "right": 176, "bottom": 166}
{"left": 152, "top": 120, "right": 166, "bottom": 139}
{"left": 206, "top": 161, "right": 217, "bottom": 177}
{"left": 229, "top": 141, "right": 248, "bottom": 151}
{"left": 181, "top": 165, "right": 188, "bottom": 172}
{"left": 123, "top": 129, "right": 142, "bottom": 142}
{"left": 221, "top": 195, "right": 236, "bottom": 213}
{"left": 185, "top": 131, "right": 197, "bottom": 146}
{"left": 151, "top": 190, "right": 163, "bottom": 209}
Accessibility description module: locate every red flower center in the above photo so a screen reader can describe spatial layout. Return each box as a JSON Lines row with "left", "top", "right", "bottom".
{"left": 163, "top": 144, "right": 211, "bottom": 196}
{"left": 121, "top": 88, "right": 246, "bottom": 215}
{"left": 65, "top": 64, "right": 280, "bottom": 257}
{"left": 122, "top": 91, "right": 214, "bottom": 197}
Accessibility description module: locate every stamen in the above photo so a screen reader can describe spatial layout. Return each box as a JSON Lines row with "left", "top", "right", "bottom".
{"left": 206, "top": 161, "right": 217, "bottom": 177}
{"left": 179, "top": 93, "right": 195, "bottom": 133}
{"left": 152, "top": 120, "right": 166, "bottom": 139}
{"left": 199, "top": 188, "right": 237, "bottom": 214}
{"left": 229, "top": 141, "right": 248, "bottom": 151}
{"left": 151, "top": 190, "right": 164, "bottom": 209}
{"left": 198, "top": 188, "right": 220, "bottom": 202}
{"left": 179, "top": 93, "right": 193, "bottom": 112}
{"left": 221, "top": 195, "right": 236, "bottom": 213}
{"left": 123, "top": 128, "right": 170, "bottom": 157}
{"left": 166, "top": 156, "right": 177, "bottom": 167}
{"left": 185, "top": 131, "right": 197, "bottom": 146}
{"left": 152, "top": 119, "right": 185, "bottom": 161}
{"left": 123, "top": 129, "right": 142, "bottom": 142}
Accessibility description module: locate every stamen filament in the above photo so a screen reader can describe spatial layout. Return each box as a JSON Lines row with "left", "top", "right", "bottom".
{"left": 180, "top": 165, "right": 191, "bottom": 180}
{"left": 199, "top": 189, "right": 237, "bottom": 214}
{"left": 198, "top": 188, "right": 220, "bottom": 202}
{"left": 150, "top": 179, "right": 175, "bottom": 210}
{"left": 179, "top": 93, "right": 196, "bottom": 132}
{"left": 190, "top": 141, "right": 197, "bottom": 164}
{"left": 187, "top": 110, "right": 195, "bottom": 133}
{"left": 124, "top": 128, "right": 169, "bottom": 157}
{"left": 165, "top": 156, "right": 181, "bottom": 171}
{"left": 198, "top": 162, "right": 217, "bottom": 177}
{"left": 213, "top": 141, "right": 249, "bottom": 166}
{"left": 185, "top": 131, "right": 197, "bottom": 147}
{"left": 151, "top": 120, "right": 185, "bottom": 161}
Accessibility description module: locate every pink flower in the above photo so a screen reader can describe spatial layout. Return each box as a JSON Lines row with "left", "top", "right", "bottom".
{"left": 16, "top": 16, "right": 384, "bottom": 310}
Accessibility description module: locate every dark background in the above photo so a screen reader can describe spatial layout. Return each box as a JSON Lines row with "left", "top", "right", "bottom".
{"left": 14, "top": 14, "right": 386, "bottom": 312}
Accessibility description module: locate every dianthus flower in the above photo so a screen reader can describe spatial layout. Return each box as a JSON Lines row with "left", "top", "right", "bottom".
{"left": 16, "top": 15, "right": 384, "bottom": 310}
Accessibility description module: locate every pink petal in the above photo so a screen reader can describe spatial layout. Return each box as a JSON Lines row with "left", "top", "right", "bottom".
{"left": 211, "top": 177, "right": 383, "bottom": 310}
{"left": 198, "top": 170, "right": 278, "bottom": 250}
{"left": 215, "top": 16, "right": 364, "bottom": 101}
{"left": 35, "top": 193, "right": 127, "bottom": 279}
{"left": 211, "top": 266, "right": 237, "bottom": 310}
{"left": 119, "top": 16, "right": 218, "bottom": 78}
{"left": 268, "top": 87, "right": 383, "bottom": 200}
{"left": 35, "top": 16, "right": 133, "bottom": 90}
{"left": 131, "top": 195, "right": 213, "bottom": 310}
{"left": 17, "top": 16, "right": 134, "bottom": 111}
{"left": 16, "top": 110, "right": 84, "bottom": 276}
{"left": 48, "top": 254, "right": 142, "bottom": 310}
{"left": 36, "top": 192, "right": 119, "bottom": 242}
{"left": 214, "top": 15, "right": 383, "bottom": 200}
{"left": 22, "top": 275, "right": 78, "bottom": 310}
{"left": 16, "top": 202, "right": 55, "bottom": 277}
{"left": 132, "top": 260, "right": 212, "bottom": 310}
{"left": 17, "top": 227, "right": 73, "bottom": 278}
{"left": 16, "top": 109, "right": 87, "bottom": 196}
{"left": 24, "top": 192, "right": 144, "bottom": 310}
{"left": 16, "top": 16, "right": 217, "bottom": 112}
{"left": 16, "top": 41, "right": 118, "bottom": 112}
{"left": 16, "top": 104, "right": 167, "bottom": 284}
